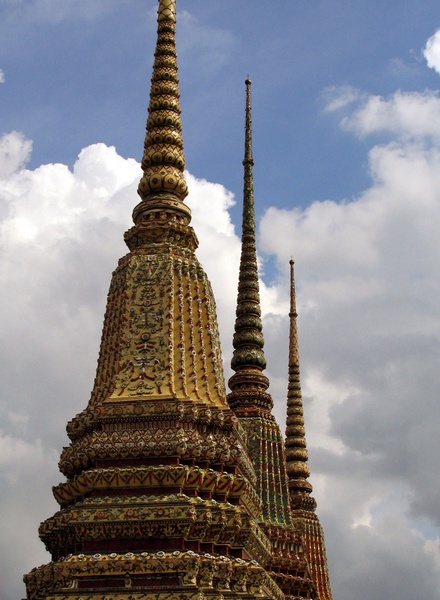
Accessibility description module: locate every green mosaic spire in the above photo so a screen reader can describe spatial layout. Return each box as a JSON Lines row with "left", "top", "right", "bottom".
{"left": 228, "top": 80, "right": 271, "bottom": 410}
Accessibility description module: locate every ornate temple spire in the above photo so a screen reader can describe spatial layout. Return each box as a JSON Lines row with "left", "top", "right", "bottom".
{"left": 131, "top": 0, "right": 190, "bottom": 232}
{"left": 285, "top": 259, "right": 316, "bottom": 508}
{"left": 228, "top": 80, "right": 272, "bottom": 411}
{"left": 24, "top": 3, "right": 333, "bottom": 598}
{"left": 25, "top": 6, "right": 285, "bottom": 595}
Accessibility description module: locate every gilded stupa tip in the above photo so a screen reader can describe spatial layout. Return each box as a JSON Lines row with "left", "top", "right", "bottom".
{"left": 133, "top": 0, "right": 190, "bottom": 227}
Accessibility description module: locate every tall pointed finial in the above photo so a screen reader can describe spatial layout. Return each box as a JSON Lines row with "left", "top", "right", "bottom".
{"left": 285, "top": 259, "right": 316, "bottom": 509}
{"left": 130, "top": 0, "right": 191, "bottom": 233}
{"left": 228, "top": 80, "right": 272, "bottom": 412}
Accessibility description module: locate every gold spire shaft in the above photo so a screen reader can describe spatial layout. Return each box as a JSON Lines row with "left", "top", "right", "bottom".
{"left": 134, "top": 0, "right": 190, "bottom": 224}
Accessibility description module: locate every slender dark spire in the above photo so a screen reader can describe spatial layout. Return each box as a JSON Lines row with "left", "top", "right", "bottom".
{"left": 228, "top": 80, "right": 272, "bottom": 411}
{"left": 285, "top": 259, "right": 316, "bottom": 510}
{"left": 242, "top": 78, "right": 256, "bottom": 232}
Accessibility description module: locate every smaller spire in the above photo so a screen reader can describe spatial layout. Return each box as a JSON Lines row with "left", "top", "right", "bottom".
{"left": 285, "top": 259, "right": 316, "bottom": 510}
{"left": 228, "top": 80, "right": 271, "bottom": 411}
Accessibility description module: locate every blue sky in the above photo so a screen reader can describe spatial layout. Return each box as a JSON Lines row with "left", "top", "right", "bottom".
{"left": 3, "top": 1, "right": 440, "bottom": 217}
{"left": 2, "top": 2, "right": 440, "bottom": 600}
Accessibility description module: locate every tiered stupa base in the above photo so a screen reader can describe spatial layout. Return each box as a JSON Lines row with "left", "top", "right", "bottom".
{"left": 25, "top": 397, "right": 286, "bottom": 600}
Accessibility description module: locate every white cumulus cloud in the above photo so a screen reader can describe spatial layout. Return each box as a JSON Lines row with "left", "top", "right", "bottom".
{"left": 0, "top": 131, "right": 32, "bottom": 179}
{"left": 424, "top": 28, "right": 440, "bottom": 74}
{"left": 323, "top": 85, "right": 364, "bottom": 112}
{"left": 325, "top": 88, "right": 440, "bottom": 141}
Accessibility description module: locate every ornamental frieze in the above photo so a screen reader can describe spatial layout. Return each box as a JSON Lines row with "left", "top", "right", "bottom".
{"left": 66, "top": 399, "right": 242, "bottom": 440}
{"left": 42, "top": 495, "right": 246, "bottom": 531}
{"left": 40, "top": 518, "right": 251, "bottom": 557}
{"left": 39, "top": 493, "right": 271, "bottom": 565}
{"left": 53, "top": 466, "right": 254, "bottom": 507}
{"left": 24, "top": 550, "right": 284, "bottom": 600}
{"left": 58, "top": 425, "right": 255, "bottom": 485}
{"left": 124, "top": 221, "right": 198, "bottom": 253}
